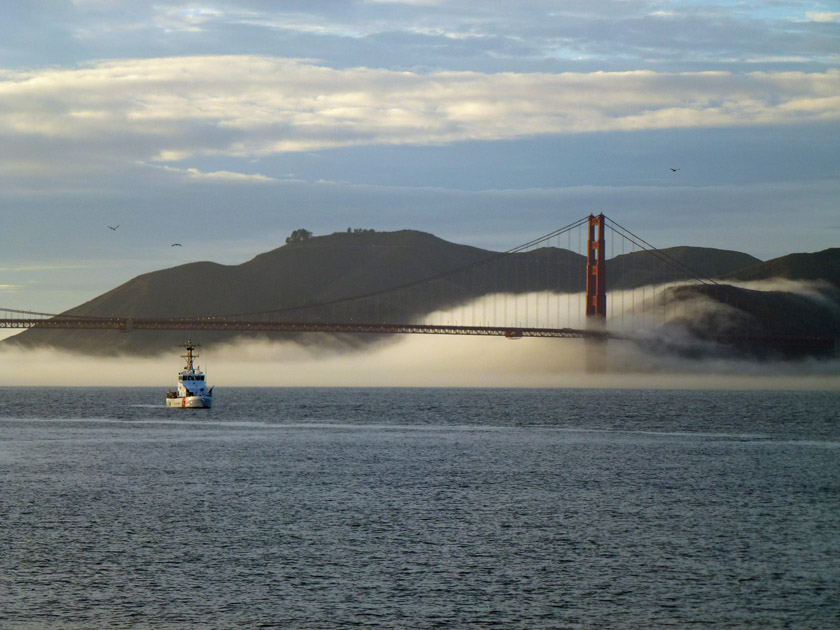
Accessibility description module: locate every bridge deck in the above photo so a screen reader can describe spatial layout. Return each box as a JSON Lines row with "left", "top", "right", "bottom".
{"left": 0, "top": 317, "right": 607, "bottom": 339}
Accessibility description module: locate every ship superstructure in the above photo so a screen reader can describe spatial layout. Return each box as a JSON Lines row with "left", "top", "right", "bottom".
{"left": 165, "top": 341, "right": 213, "bottom": 408}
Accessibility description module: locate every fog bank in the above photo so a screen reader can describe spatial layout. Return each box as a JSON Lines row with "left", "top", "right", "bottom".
{"left": 1, "top": 279, "right": 837, "bottom": 389}
{"left": 0, "top": 334, "right": 837, "bottom": 390}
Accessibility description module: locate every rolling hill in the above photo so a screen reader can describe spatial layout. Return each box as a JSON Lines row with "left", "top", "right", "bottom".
{"left": 722, "top": 247, "right": 840, "bottom": 287}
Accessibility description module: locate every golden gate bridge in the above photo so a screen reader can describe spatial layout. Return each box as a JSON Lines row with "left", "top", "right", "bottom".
{"left": 0, "top": 215, "right": 834, "bottom": 355}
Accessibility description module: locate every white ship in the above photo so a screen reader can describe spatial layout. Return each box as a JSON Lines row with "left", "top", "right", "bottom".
{"left": 166, "top": 341, "right": 213, "bottom": 408}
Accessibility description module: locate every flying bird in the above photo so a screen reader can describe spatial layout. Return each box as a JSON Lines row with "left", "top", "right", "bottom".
{"left": 669, "top": 168, "right": 680, "bottom": 172}
{"left": 108, "top": 225, "right": 119, "bottom": 231}
{"left": 171, "top": 243, "right": 182, "bottom": 247}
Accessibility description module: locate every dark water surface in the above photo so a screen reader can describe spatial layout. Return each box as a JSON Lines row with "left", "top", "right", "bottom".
{"left": 1, "top": 387, "right": 838, "bottom": 628}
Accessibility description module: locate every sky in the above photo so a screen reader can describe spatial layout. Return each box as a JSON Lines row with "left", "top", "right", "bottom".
{"left": 0, "top": 0, "right": 839, "bottom": 316}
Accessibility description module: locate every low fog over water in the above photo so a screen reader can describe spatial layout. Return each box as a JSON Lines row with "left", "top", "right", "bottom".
{"left": 2, "top": 282, "right": 837, "bottom": 389}
{"left": 1, "top": 334, "right": 838, "bottom": 390}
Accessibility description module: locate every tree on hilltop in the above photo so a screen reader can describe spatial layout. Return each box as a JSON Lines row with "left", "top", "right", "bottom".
{"left": 285, "top": 228, "right": 313, "bottom": 244}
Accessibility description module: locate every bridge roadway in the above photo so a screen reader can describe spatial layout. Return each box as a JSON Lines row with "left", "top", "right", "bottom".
{"left": 0, "top": 316, "right": 610, "bottom": 340}
{"left": 2, "top": 316, "right": 833, "bottom": 356}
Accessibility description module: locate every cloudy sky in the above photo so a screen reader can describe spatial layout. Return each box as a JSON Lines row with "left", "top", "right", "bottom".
{"left": 1, "top": 0, "right": 838, "bottom": 314}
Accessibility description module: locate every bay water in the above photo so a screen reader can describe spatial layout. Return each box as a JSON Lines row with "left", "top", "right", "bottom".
{"left": 1, "top": 387, "right": 838, "bottom": 628}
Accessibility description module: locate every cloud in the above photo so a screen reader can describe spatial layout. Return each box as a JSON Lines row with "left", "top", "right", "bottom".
{"left": 4, "top": 1, "right": 837, "bottom": 82}
{"left": 153, "top": 5, "right": 225, "bottom": 33}
{"left": 154, "top": 164, "right": 278, "bottom": 183}
{"left": 805, "top": 12, "right": 840, "bottom": 23}
{"left": 365, "top": 0, "right": 448, "bottom": 5}
{"left": 0, "top": 263, "right": 100, "bottom": 272}
{"left": 0, "top": 56, "right": 837, "bottom": 177}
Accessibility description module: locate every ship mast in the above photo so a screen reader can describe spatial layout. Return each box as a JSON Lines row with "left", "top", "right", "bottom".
{"left": 181, "top": 340, "right": 200, "bottom": 372}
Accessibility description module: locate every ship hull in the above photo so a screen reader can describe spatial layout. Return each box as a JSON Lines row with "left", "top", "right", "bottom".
{"left": 166, "top": 395, "right": 212, "bottom": 409}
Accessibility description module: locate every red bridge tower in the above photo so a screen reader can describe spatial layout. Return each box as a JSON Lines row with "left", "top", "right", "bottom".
{"left": 586, "top": 213, "right": 606, "bottom": 319}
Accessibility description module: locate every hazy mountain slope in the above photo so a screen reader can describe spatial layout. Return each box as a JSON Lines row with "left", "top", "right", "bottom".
{"left": 608, "top": 246, "right": 760, "bottom": 289}
{"left": 7, "top": 230, "right": 518, "bottom": 354}
{"left": 663, "top": 248, "right": 840, "bottom": 357}
{"left": 721, "top": 248, "right": 840, "bottom": 287}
